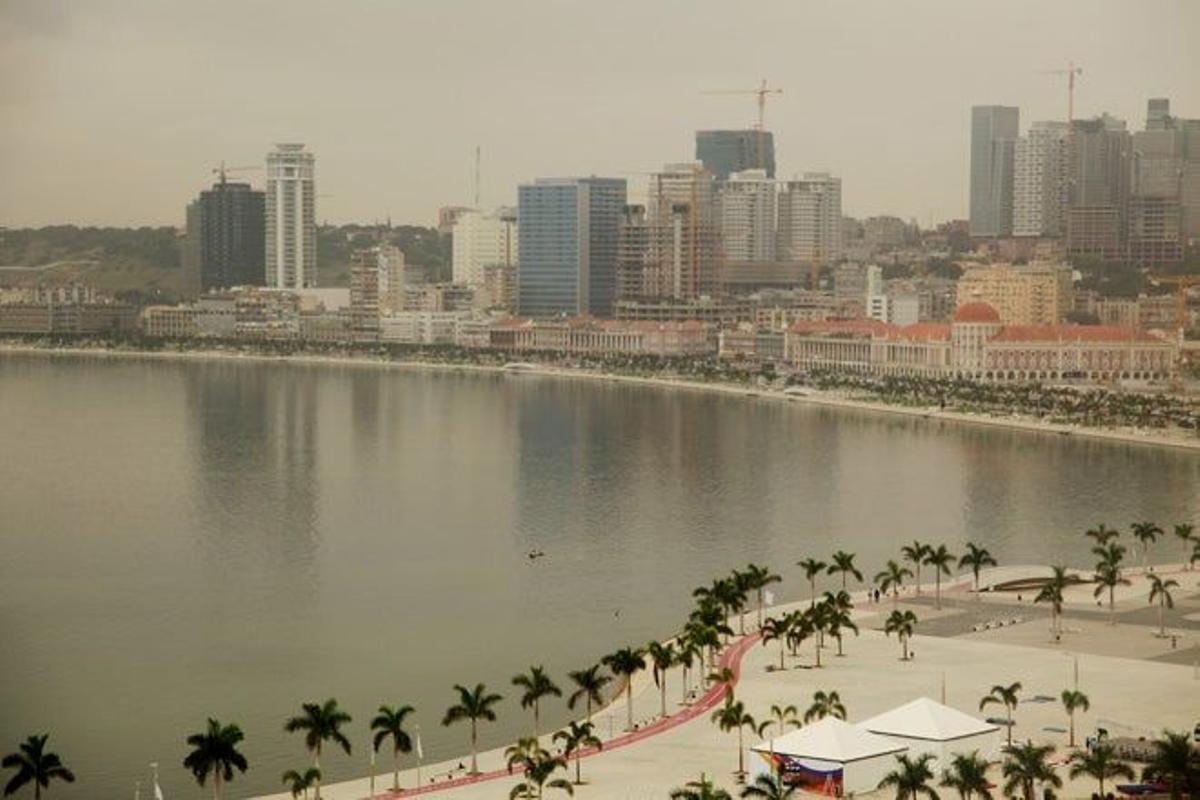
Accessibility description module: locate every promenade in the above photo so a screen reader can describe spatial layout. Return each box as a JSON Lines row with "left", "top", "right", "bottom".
{"left": 253, "top": 565, "right": 1199, "bottom": 799}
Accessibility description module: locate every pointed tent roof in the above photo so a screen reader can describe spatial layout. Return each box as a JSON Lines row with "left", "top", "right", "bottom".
{"left": 750, "top": 717, "right": 907, "bottom": 764}
{"left": 858, "top": 697, "right": 998, "bottom": 742}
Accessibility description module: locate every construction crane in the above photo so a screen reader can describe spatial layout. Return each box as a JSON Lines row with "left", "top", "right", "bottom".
{"left": 1039, "top": 62, "right": 1083, "bottom": 122}
{"left": 211, "top": 161, "right": 262, "bottom": 184}
{"left": 702, "top": 79, "right": 783, "bottom": 170}
{"left": 1149, "top": 274, "right": 1200, "bottom": 332}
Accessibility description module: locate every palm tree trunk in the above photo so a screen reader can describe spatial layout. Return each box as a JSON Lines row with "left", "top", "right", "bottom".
{"left": 393, "top": 747, "right": 400, "bottom": 791}
{"left": 815, "top": 638, "right": 822, "bottom": 668}
{"left": 737, "top": 726, "right": 745, "bottom": 776}
{"left": 470, "top": 721, "right": 478, "bottom": 774}
{"left": 837, "top": 633, "right": 844, "bottom": 656}
{"left": 681, "top": 666, "right": 688, "bottom": 705}
{"left": 660, "top": 678, "right": 667, "bottom": 718}
{"left": 1068, "top": 711, "right": 1075, "bottom": 748}
{"left": 756, "top": 589, "right": 763, "bottom": 629}
{"left": 625, "top": 681, "right": 633, "bottom": 731}
{"left": 214, "top": 772, "right": 222, "bottom": 800}
{"left": 1099, "top": 777, "right": 1105, "bottom": 797}
{"left": 935, "top": 573, "right": 942, "bottom": 609}
{"left": 586, "top": 696, "right": 592, "bottom": 726}
{"left": 1158, "top": 599, "right": 1165, "bottom": 636}
{"left": 314, "top": 746, "right": 322, "bottom": 800}
{"left": 915, "top": 565, "right": 922, "bottom": 594}
{"left": 779, "top": 641, "right": 786, "bottom": 670}
{"left": 575, "top": 750, "right": 582, "bottom": 784}
{"left": 1006, "top": 710, "right": 1013, "bottom": 747}
{"left": 1109, "top": 586, "right": 1116, "bottom": 625}
{"left": 902, "top": 635, "right": 909, "bottom": 661}
{"left": 810, "top": 578, "right": 816, "bottom": 609}
{"left": 533, "top": 701, "right": 540, "bottom": 738}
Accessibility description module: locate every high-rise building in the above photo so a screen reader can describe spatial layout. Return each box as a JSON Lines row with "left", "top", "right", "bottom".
{"left": 185, "top": 179, "right": 265, "bottom": 291}
{"left": 516, "top": 177, "right": 626, "bottom": 317}
{"left": 969, "top": 105, "right": 1020, "bottom": 237}
{"left": 777, "top": 172, "right": 843, "bottom": 264}
{"left": 1013, "top": 121, "right": 1070, "bottom": 237}
{"left": 695, "top": 130, "right": 776, "bottom": 181}
{"left": 635, "top": 163, "right": 721, "bottom": 300}
{"left": 617, "top": 204, "right": 651, "bottom": 301}
{"left": 1066, "top": 116, "right": 1131, "bottom": 261}
{"left": 719, "top": 169, "right": 776, "bottom": 263}
{"left": 349, "top": 245, "right": 406, "bottom": 338}
{"left": 265, "top": 143, "right": 317, "bottom": 289}
{"left": 451, "top": 207, "right": 518, "bottom": 290}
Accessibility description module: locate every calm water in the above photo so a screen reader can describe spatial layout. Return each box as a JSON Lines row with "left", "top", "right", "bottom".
{"left": 1, "top": 353, "right": 1197, "bottom": 798}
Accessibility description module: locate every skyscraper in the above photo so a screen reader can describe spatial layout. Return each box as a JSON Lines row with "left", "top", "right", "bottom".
{"left": 265, "top": 143, "right": 317, "bottom": 289}
{"left": 719, "top": 169, "right": 776, "bottom": 263}
{"left": 695, "top": 130, "right": 776, "bottom": 181}
{"left": 1066, "top": 115, "right": 1131, "bottom": 261}
{"left": 642, "top": 162, "right": 721, "bottom": 299}
{"left": 969, "top": 105, "right": 1020, "bottom": 237}
{"left": 516, "top": 177, "right": 626, "bottom": 317}
{"left": 185, "top": 179, "right": 265, "bottom": 291}
{"left": 1013, "top": 121, "right": 1070, "bottom": 237}
{"left": 777, "top": 172, "right": 843, "bottom": 264}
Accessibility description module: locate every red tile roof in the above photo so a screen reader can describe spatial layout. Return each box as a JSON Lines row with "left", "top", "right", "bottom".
{"left": 953, "top": 302, "right": 1002, "bottom": 323}
{"left": 988, "top": 325, "right": 1166, "bottom": 344}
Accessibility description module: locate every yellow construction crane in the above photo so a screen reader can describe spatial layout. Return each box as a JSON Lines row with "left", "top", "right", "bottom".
{"left": 1039, "top": 62, "right": 1083, "bottom": 122}
{"left": 211, "top": 161, "right": 262, "bottom": 184}
{"left": 1149, "top": 274, "right": 1200, "bottom": 331}
{"left": 702, "top": 79, "right": 783, "bottom": 170}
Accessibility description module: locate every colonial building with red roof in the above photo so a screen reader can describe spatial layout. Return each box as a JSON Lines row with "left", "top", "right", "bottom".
{"left": 784, "top": 302, "right": 1177, "bottom": 383}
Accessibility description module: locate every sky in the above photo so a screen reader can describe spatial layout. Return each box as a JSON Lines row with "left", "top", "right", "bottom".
{"left": 1, "top": 0, "right": 1198, "bottom": 229}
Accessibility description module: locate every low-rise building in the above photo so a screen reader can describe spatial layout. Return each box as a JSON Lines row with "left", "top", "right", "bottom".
{"left": 488, "top": 317, "right": 712, "bottom": 358}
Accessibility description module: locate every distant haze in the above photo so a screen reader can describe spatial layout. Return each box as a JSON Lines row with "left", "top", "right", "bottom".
{"left": 1, "top": 0, "right": 1197, "bottom": 228}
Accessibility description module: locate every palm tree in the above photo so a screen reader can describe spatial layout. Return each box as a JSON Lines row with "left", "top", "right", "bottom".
{"left": 1141, "top": 730, "right": 1200, "bottom": 800}
{"left": 441, "top": 682, "right": 503, "bottom": 775}
{"left": 901, "top": 541, "right": 932, "bottom": 595}
{"left": 784, "top": 610, "right": 812, "bottom": 662}
{"left": 884, "top": 609, "right": 918, "bottom": 661}
{"left": 824, "top": 597, "right": 859, "bottom": 657}
{"left": 1131, "top": 521, "right": 1163, "bottom": 571}
{"left": 1069, "top": 741, "right": 1134, "bottom": 797}
{"left": 759, "top": 704, "right": 801, "bottom": 755}
{"left": 675, "top": 640, "right": 701, "bottom": 705}
{"left": 566, "top": 665, "right": 611, "bottom": 725}
{"left": 2, "top": 735, "right": 75, "bottom": 800}
{"left": 875, "top": 560, "right": 914, "bottom": 608}
{"left": 507, "top": 743, "right": 573, "bottom": 800}
{"left": 647, "top": 641, "right": 677, "bottom": 718}
{"left": 804, "top": 690, "right": 847, "bottom": 722}
{"left": 601, "top": 646, "right": 646, "bottom": 732}
{"left": 283, "top": 699, "right": 351, "bottom": 800}
{"left": 760, "top": 616, "right": 790, "bottom": 671}
{"left": 979, "top": 683, "right": 1021, "bottom": 747}
{"left": 808, "top": 603, "right": 831, "bottom": 668}
{"left": 711, "top": 698, "right": 756, "bottom": 780}
{"left": 827, "top": 550, "right": 863, "bottom": 591}
{"left": 958, "top": 543, "right": 998, "bottom": 595}
{"left": 369, "top": 704, "right": 414, "bottom": 792}
{"left": 740, "top": 773, "right": 797, "bottom": 799}
{"left": 1033, "top": 566, "right": 1068, "bottom": 641}
{"left": 797, "top": 557, "right": 827, "bottom": 608}
{"left": 280, "top": 768, "right": 320, "bottom": 800}
{"left": 553, "top": 721, "right": 601, "bottom": 785}
{"left": 878, "top": 753, "right": 940, "bottom": 800}
{"left": 1149, "top": 574, "right": 1179, "bottom": 637}
{"left": 1093, "top": 542, "right": 1130, "bottom": 625}
{"left": 1060, "top": 690, "right": 1089, "bottom": 749}
{"left": 742, "top": 563, "right": 782, "bottom": 629}
{"left": 923, "top": 545, "right": 955, "bottom": 609}
{"left": 1174, "top": 523, "right": 1195, "bottom": 568}
{"left": 513, "top": 665, "right": 562, "bottom": 737}
{"left": 1085, "top": 524, "right": 1120, "bottom": 547}
{"left": 939, "top": 751, "right": 993, "bottom": 800}
{"left": 670, "top": 773, "right": 733, "bottom": 800}
{"left": 182, "top": 719, "right": 248, "bottom": 800}
{"left": 1001, "top": 742, "right": 1061, "bottom": 800}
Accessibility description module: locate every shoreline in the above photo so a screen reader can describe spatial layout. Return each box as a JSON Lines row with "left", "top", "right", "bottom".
{"left": 4, "top": 342, "right": 1199, "bottom": 452}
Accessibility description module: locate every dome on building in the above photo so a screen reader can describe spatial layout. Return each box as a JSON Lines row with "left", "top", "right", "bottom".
{"left": 953, "top": 302, "right": 1001, "bottom": 324}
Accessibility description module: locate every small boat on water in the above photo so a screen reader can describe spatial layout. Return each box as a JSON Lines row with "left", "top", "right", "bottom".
{"left": 503, "top": 362, "right": 540, "bottom": 372}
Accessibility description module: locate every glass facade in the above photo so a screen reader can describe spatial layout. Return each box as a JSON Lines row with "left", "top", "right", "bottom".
{"left": 695, "top": 130, "right": 776, "bottom": 182}
{"left": 517, "top": 178, "right": 625, "bottom": 318}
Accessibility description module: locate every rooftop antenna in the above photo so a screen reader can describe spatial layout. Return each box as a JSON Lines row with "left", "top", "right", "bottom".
{"left": 474, "top": 145, "right": 481, "bottom": 209}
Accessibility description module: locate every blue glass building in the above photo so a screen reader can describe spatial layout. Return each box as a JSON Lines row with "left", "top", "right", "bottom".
{"left": 517, "top": 177, "right": 626, "bottom": 318}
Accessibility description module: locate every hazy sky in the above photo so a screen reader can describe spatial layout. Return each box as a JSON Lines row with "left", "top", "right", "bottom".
{"left": 2, "top": 0, "right": 1198, "bottom": 229}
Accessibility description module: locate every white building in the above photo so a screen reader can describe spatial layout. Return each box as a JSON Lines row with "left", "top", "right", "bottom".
{"left": 1013, "top": 122, "right": 1070, "bottom": 237}
{"left": 451, "top": 207, "right": 518, "bottom": 290}
{"left": 265, "top": 144, "right": 317, "bottom": 288}
{"left": 778, "top": 172, "right": 843, "bottom": 264}
{"left": 379, "top": 311, "right": 467, "bottom": 345}
{"left": 719, "top": 169, "right": 776, "bottom": 262}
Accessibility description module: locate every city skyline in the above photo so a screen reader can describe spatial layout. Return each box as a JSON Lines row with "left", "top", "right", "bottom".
{"left": 2, "top": 0, "right": 1198, "bottom": 229}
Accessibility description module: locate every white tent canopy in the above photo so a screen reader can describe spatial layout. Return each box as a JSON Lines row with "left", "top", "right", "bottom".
{"left": 750, "top": 717, "right": 907, "bottom": 794}
{"left": 858, "top": 697, "right": 1000, "bottom": 763}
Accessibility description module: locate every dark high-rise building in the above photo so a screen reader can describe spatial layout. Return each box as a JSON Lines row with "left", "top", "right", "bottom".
{"left": 969, "top": 105, "right": 1020, "bottom": 237}
{"left": 186, "top": 181, "right": 266, "bottom": 291}
{"left": 517, "top": 177, "right": 626, "bottom": 317}
{"left": 695, "top": 130, "right": 776, "bottom": 181}
{"left": 1066, "top": 115, "right": 1131, "bottom": 262}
